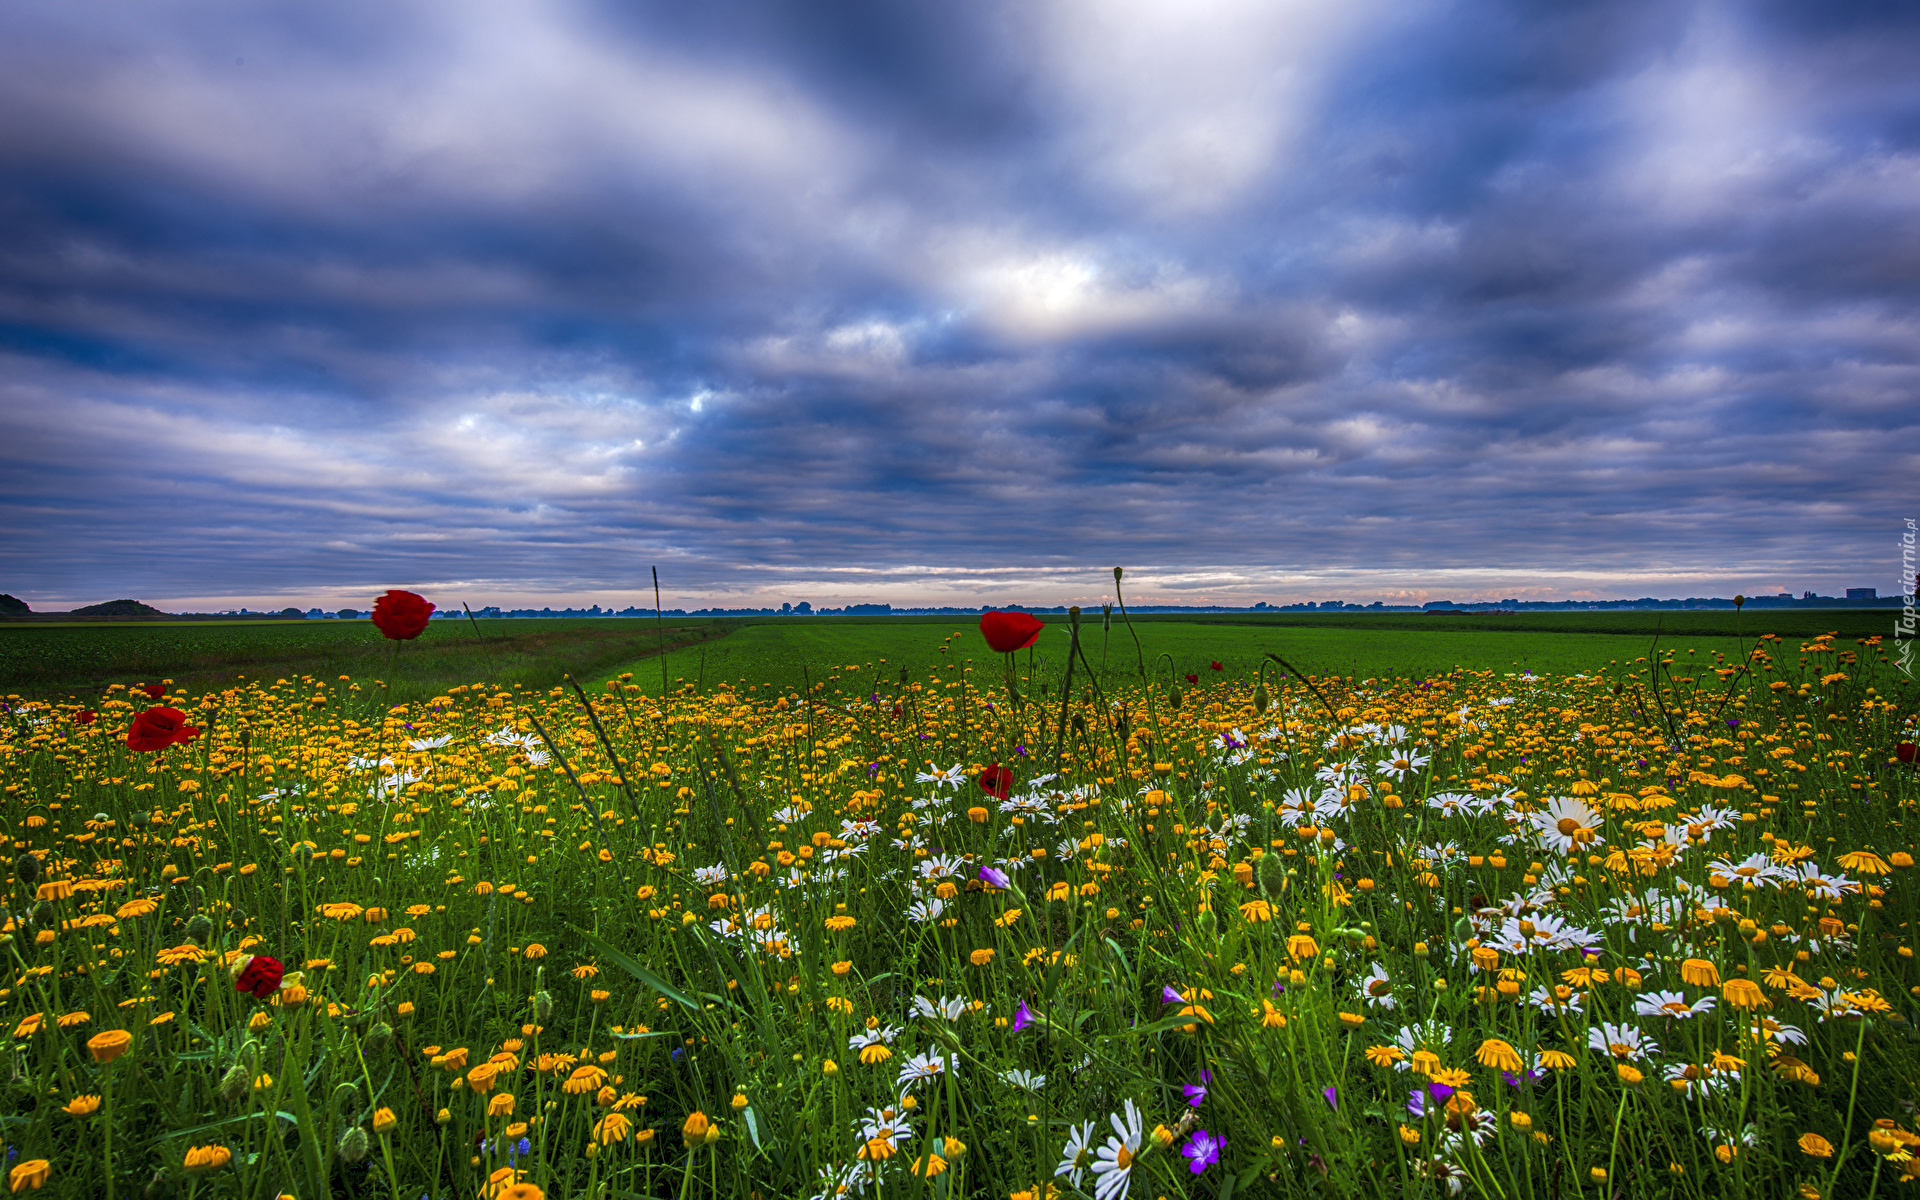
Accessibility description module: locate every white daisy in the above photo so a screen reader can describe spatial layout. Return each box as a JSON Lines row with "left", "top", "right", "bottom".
{"left": 1588, "top": 1022, "right": 1657, "bottom": 1061}
{"left": 1054, "top": 1121, "right": 1097, "bottom": 1188}
{"left": 1633, "top": 990, "right": 1716, "bottom": 1020}
{"left": 1089, "top": 1100, "right": 1145, "bottom": 1200}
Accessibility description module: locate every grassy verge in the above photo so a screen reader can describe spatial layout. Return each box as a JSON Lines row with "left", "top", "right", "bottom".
{"left": 0, "top": 622, "right": 1912, "bottom": 1198}
{"left": 0, "top": 618, "right": 730, "bottom": 704}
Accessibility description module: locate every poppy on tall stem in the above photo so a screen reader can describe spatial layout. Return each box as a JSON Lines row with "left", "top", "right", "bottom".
{"left": 126, "top": 707, "right": 200, "bottom": 753}
{"left": 371, "top": 589, "right": 435, "bottom": 640}
{"left": 978, "top": 763, "right": 1013, "bottom": 801}
{"left": 979, "top": 611, "right": 1045, "bottom": 654}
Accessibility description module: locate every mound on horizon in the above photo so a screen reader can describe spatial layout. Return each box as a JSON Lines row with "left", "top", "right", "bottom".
{"left": 70, "top": 599, "right": 167, "bottom": 617}
{"left": 0, "top": 595, "right": 28, "bottom": 615}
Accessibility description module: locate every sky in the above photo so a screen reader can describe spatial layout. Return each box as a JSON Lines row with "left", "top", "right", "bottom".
{"left": 1, "top": 0, "right": 1916, "bottom": 613}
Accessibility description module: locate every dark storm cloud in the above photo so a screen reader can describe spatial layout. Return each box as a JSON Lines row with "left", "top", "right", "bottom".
{"left": 0, "top": 0, "right": 1914, "bottom": 611}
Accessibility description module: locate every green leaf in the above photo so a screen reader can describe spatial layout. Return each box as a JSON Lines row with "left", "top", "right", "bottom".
{"left": 151, "top": 1110, "right": 299, "bottom": 1142}
{"left": 573, "top": 928, "right": 697, "bottom": 1011}
{"left": 743, "top": 1106, "right": 763, "bottom": 1153}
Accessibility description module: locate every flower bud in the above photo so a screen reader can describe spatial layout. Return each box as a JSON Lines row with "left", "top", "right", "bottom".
{"left": 1253, "top": 685, "right": 1270, "bottom": 714}
{"left": 130, "top": 812, "right": 150, "bottom": 829}
{"left": 13, "top": 853, "right": 39, "bottom": 885}
{"left": 184, "top": 914, "right": 213, "bottom": 944}
{"left": 219, "top": 1063, "right": 250, "bottom": 1102}
{"left": 338, "top": 1126, "right": 370, "bottom": 1163}
{"left": 534, "top": 991, "right": 554, "bottom": 1020}
{"left": 364, "top": 1022, "right": 393, "bottom": 1050}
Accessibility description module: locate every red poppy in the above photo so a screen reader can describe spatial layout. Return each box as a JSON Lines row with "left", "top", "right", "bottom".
{"left": 234, "top": 954, "right": 284, "bottom": 999}
{"left": 979, "top": 611, "right": 1045, "bottom": 654}
{"left": 371, "top": 589, "right": 435, "bottom": 640}
{"left": 126, "top": 706, "right": 201, "bottom": 753}
{"left": 1209, "top": 661, "right": 1223, "bottom": 671}
{"left": 74, "top": 710, "right": 97, "bottom": 727}
{"left": 1899, "top": 742, "right": 1918, "bottom": 765}
{"left": 1184, "top": 673, "right": 1199, "bottom": 684}
{"left": 977, "top": 763, "right": 1014, "bottom": 801}
{"left": 140, "top": 683, "right": 166, "bottom": 699}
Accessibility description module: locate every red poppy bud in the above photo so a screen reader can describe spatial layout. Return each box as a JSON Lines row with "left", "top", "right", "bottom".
{"left": 977, "top": 763, "right": 1014, "bottom": 800}
{"left": 75, "top": 710, "right": 97, "bottom": 727}
{"left": 1209, "top": 661, "right": 1223, "bottom": 671}
{"left": 234, "top": 954, "right": 285, "bottom": 999}
{"left": 371, "top": 589, "right": 436, "bottom": 640}
{"left": 126, "top": 707, "right": 195, "bottom": 753}
{"left": 1899, "top": 742, "right": 1918, "bottom": 765}
{"left": 1184, "top": 673, "right": 1199, "bottom": 684}
{"left": 979, "top": 611, "right": 1045, "bottom": 654}
{"left": 140, "top": 683, "right": 166, "bottom": 699}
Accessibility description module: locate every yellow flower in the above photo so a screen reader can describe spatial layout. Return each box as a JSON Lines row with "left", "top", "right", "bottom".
{"left": 62, "top": 1095, "right": 102, "bottom": 1116}
{"left": 1837, "top": 851, "right": 1890, "bottom": 875}
{"left": 1678, "top": 958, "right": 1720, "bottom": 987}
{"left": 488, "top": 1092, "right": 516, "bottom": 1117}
{"left": 1260, "top": 999, "right": 1287, "bottom": 1028}
{"left": 1364, "top": 1044, "right": 1405, "bottom": 1068}
{"left": 824, "top": 916, "right": 857, "bottom": 932}
{"left": 55, "top": 1011, "right": 89, "bottom": 1030}
{"left": 1799, "top": 1133, "right": 1834, "bottom": 1159}
{"left": 1287, "top": 934, "right": 1319, "bottom": 961}
{"left": 183, "top": 1145, "right": 232, "bottom": 1173}
{"left": 1239, "top": 899, "right": 1274, "bottom": 923}
{"left": 594, "top": 1112, "right": 633, "bottom": 1144}
{"left": 7, "top": 1160, "right": 50, "bottom": 1192}
{"left": 371, "top": 1107, "right": 397, "bottom": 1133}
{"left": 523, "top": 944, "right": 547, "bottom": 959}
{"left": 970, "top": 949, "right": 996, "bottom": 967}
{"left": 87, "top": 1030, "right": 132, "bottom": 1063}
{"left": 570, "top": 964, "right": 599, "bottom": 980}
{"left": 565, "top": 1065, "right": 609, "bottom": 1095}
{"left": 1398, "top": 1125, "right": 1421, "bottom": 1146}
{"left": 10, "top": 1014, "right": 42, "bottom": 1039}
{"left": 1722, "top": 979, "right": 1768, "bottom": 1010}
{"left": 682, "top": 1111, "right": 710, "bottom": 1143}
{"left": 1617, "top": 1064, "right": 1644, "bottom": 1085}
{"left": 1475, "top": 1039, "right": 1523, "bottom": 1074}
{"left": 1539, "top": 1050, "right": 1577, "bottom": 1071}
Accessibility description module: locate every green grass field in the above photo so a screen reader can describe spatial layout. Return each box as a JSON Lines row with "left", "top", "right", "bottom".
{"left": 0, "top": 617, "right": 724, "bottom": 702}
{"left": 6, "top": 608, "right": 1906, "bottom": 712}
{"left": 628, "top": 610, "right": 1903, "bottom": 699}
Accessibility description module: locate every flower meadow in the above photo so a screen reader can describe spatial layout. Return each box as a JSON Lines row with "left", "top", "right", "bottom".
{"left": 0, "top": 614, "right": 1917, "bottom": 1199}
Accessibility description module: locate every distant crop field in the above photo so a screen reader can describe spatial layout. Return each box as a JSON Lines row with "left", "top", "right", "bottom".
{"left": 625, "top": 611, "right": 1891, "bottom": 697}
{"left": 0, "top": 617, "right": 723, "bottom": 701}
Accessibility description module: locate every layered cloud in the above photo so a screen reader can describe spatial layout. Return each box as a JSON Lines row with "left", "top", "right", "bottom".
{"left": 1, "top": 0, "right": 1914, "bottom": 609}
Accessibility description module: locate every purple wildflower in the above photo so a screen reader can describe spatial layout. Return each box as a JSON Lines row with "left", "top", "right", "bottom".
{"left": 1183, "top": 1069, "right": 1212, "bottom": 1107}
{"left": 1322, "top": 1085, "right": 1339, "bottom": 1112}
{"left": 1012, "top": 1001, "right": 1034, "bottom": 1033}
{"left": 1161, "top": 986, "right": 1186, "bottom": 1004}
{"left": 1181, "top": 1129, "right": 1224, "bottom": 1175}
{"left": 979, "top": 866, "right": 1010, "bottom": 890}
